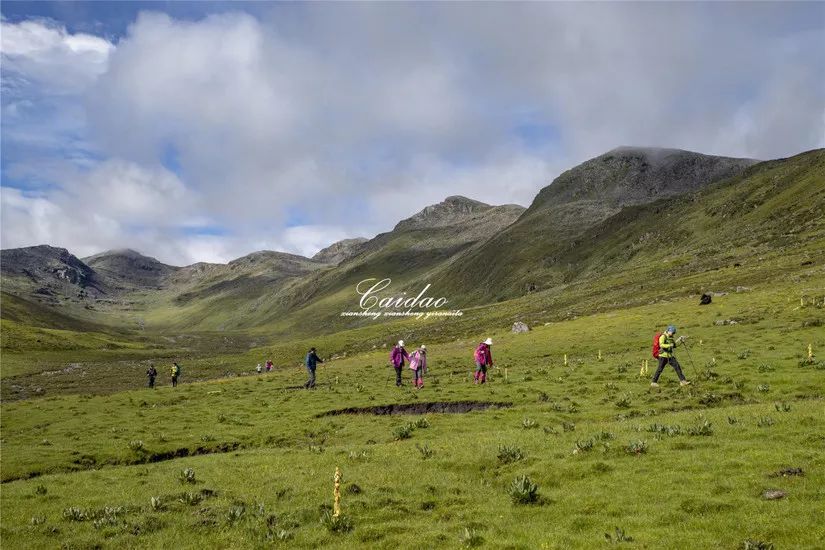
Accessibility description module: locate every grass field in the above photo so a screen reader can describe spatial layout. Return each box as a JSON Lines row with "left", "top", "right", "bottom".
{"left": 2, "top": 281, "right": 823, "bottom": 549}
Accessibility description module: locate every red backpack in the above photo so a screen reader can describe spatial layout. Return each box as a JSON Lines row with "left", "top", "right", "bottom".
{"left": 652, "top": 332, "right": 662, "bottom": 358}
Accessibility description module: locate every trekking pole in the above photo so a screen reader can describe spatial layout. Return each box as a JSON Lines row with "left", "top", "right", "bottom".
{"left": 681, "top": 339, "right": 699, "bottom": 380}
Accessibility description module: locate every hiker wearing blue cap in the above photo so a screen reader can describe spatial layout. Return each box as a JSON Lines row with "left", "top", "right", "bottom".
{"left": 651, "top": 325, "right": 690, "bottom": 387}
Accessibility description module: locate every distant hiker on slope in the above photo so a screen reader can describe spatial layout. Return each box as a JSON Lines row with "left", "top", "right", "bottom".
{"left": 474, "top": 338, "right": 493, "bottom": 384}
{"left": 651, "top": 325, "right": 691, "bottom": 387}
{"left": 409, "top": 345, "right": 428, "bottom": 389}
{"left": 256, "top": 363, "right": 263, "bottom": 374}
{"left": 265, "top": 359, "right": 273, "bottom": 373}
{"left": 147, "top": 364, "right": 157, "bottom": 389}
{"left": 304, "top": 347, "right": 323, "bottom": 389}
{"left": 390, "top": 340, "right": 410, "bottom": 387}
{"left": 171, "top": 362, "right": 181, "bottom": 387}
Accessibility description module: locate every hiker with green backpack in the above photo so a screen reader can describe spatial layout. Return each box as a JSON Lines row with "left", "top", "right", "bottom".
{"left": 171, "top": 362, "right": 181, "bottom": 387}
{"left": 651, "top": 326, "right": 690, "bottom": 387}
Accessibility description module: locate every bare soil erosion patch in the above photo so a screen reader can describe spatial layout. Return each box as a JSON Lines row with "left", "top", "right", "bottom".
{"left": 318, "top": 400, "right": 513, "bottom": 417}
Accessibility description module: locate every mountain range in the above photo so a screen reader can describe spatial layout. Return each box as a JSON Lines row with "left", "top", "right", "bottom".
{"left": 2, "top": 146, "right": 823, "bottom": 339}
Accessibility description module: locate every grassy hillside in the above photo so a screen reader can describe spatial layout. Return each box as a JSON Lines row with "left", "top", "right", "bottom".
{"left": 435, "top": 149, "right": 824, "bottom": 303}
{"left": 1, "top": 282, "right": 823, "bottom": 548}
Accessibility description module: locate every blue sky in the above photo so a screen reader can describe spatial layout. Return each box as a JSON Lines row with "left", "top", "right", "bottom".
{"left": 1, "top": 2, "right": 823, "bottom": 264}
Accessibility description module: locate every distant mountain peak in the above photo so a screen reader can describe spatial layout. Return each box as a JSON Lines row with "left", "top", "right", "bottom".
{"left": 395, "top": 195, "right": 519, "bottom": 231}
{"left": 312, "top": 238, "right": 368, "bottom": 265}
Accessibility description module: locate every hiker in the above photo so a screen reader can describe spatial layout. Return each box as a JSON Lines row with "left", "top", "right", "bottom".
{"left": 474, "top": 338, "right": 493, "bottom": 384}
{"left": 171, "top": 362, "right": 181, "bottom": 387}
{"left": 304, "top": 347, "right": 323, "bottom": 389}
{"left": 409, "top": 345, "right": 427, "bottom": 389}
{"left": 146, "top": 364, "right": 157, "bottom": 389}
{"left": 265, "top": 359, "right": 273, "bottom": 373}
{"left": 256, "top": 363, "right": 263, "bottom": 374}
{"left": 651, "top": 325, "right": 691, "bottom": 387}
{"left": 390, "top": 340, "right": 410, "bottom": 387}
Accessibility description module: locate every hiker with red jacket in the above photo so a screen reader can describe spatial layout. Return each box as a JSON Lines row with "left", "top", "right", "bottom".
{"left": 474, "top": 338, "right": 493, "bottom": 384}
{"left": 265, "top": 359, "right": 273, "bottom": 373}
{"left": 409, "top": 345, "right": 427, "bottom": 389}
{"left": 651, "top": 325, "right": 691, "bottom": 387}
{"left": 390, "top": 340, "right": 410, "bottom": 387}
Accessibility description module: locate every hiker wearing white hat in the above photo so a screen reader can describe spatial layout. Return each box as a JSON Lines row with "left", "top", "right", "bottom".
{"left": 474, "top": 338, "right": 494, "bottom": 384}
{"left": 390, "top": 340, "right": 410, "bottom": 387}
{"left": 409, "top": 345, "right": 428, "bottom": 389}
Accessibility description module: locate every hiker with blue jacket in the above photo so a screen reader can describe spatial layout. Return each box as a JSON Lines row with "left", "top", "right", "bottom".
{"left": 304, "top": 347, "right": 323, "bottom": 389}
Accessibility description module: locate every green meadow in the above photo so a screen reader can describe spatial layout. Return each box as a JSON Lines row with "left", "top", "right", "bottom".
{"left": 2, "top": 282, "right": 824, "bottom": 549}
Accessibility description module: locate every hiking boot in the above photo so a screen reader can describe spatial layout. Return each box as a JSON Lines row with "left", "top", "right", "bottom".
{"left": 680, "top": 380, "right": 692, "bottom": 387}
{"left": 650, "top": 382, "right": 660, "bottom": 388}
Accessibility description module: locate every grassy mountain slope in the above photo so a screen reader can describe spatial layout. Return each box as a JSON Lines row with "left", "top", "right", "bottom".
{"left": 1, "top": 281, "right": 823, "bottom": 547}
{"left": 433, "top": 149, "right": 813, "bottom": 303}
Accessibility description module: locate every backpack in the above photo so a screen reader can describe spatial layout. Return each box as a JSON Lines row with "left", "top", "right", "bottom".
{"left": 652, "top": 332, "right": 662, "bottom": 359}
{"left": 474, "top": 343, "right": 487, "bottom": 365}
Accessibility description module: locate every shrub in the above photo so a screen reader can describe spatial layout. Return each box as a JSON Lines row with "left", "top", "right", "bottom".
{"left": 757, "top": 416, "right": 775, "bottom": 427}
{"left": 179, "top": 492, "right": 202, "bottom": 506}
{"left": 320, "top": 510, "right": 353, "bottom": 533}
{"left": 727, "top": 416, "right": 738, "bottom": 425}
{"left": 35, "top": 484, "right": 48, "bottom": 496}
{"left": 648, "top": 423, "right": 682, "bottom": 436}
{"left": 605, "top": 527, "right": 634, "bottom": 543}
{"left": 63, "top": 507, "right": 88, "bottom": 522}
{"left": 774, "top": 402, "right": 791, "bottom": 412}
{"left": 742, "top": 540, "right": 774, "bottom": 550}
{"left": 509, "top": 475, "right": 539, "bottom": 505}
{"left": 128, "top": 440, "right": 145, "bottom": 453}
{"left": 562, "top": 421, "right": 576, "bottom": 432}
{"left": 459, "top": 527, "right": 484, "bottom": 547}
{"left": 393, "top": 423, "right": 415, "bottom": 440}
{"left": 521, "top": 418, "right": 538, "bottom": 429}
{"left": 150, "top": 496, "right": 164, "bottom": 511}
{"left": 757, "top": 384, "right": 770, "bottom": 393}
{"left": 615, "top": 395, "right": 632, "bottom": 408}
{"left": 417, "top": 444, "right": 434, "bottom": 460}
{"left": 226, "top": 503, "right": 246, "bottom": 523}
{"left": 687, "top": 419, "right": 713, "bottom": 437}
{"left": 573, "top": 439, "right": 594, "bottom": 454}
{"left": 414, "top": 417, "right": 430, "bottom": 429}
{"left": 178, "top": 467, "right": 196, "bottom": 484}
{"left": 624, "top": 441, "right": 648, "bottom": 455}
{"left": 497, "top": 444, "right": 524, "bottom": 464}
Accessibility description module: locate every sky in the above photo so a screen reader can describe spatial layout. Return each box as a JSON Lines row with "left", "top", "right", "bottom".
{"left": 1, "top": 1, "right": 823, "bottom": 266}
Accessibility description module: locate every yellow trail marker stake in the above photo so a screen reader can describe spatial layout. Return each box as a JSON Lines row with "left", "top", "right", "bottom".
{"left": 333, "top": 467, "right": 342, "bottom": 517}
{"left": 504, "top": 368, "right": 508, "bottom": 381}
{"left": 809, "top": 344, "right": 814, "bottom": 362}
{"left": 564, "top": 354, "right": 568, "bottom": 367}
{"left": 801, "top": 297, "right": 804, "bottom": 307}
{"left": 598, "top": 350, "right": 602, "bottom": 361}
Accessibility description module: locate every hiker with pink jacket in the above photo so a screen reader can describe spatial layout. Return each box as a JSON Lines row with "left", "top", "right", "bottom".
{"left": 390, "top": 340, "right": 410, "bottom": 387}
{"left": 409, "top": 345, "right": 427, "bottom": 389}
{"left": 474, "top": 338, "right": 493, "bottom": 384}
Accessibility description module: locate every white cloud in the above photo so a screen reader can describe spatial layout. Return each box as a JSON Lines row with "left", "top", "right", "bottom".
{"left": 1, "top": 18, "right": 112, "bottom": 93}
{"left": 1, "top": 5, "right": 823, "bottom": 265}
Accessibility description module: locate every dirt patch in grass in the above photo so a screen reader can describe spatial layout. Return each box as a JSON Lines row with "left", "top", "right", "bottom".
{"left": 318, "top": 400, "right": 513, "bottom": 417}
